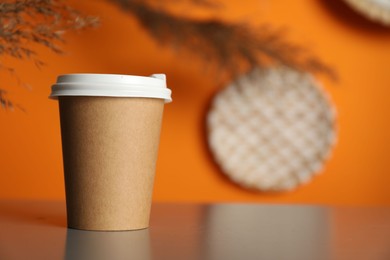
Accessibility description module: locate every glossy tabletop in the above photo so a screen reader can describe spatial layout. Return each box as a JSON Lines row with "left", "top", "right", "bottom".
{"left": 0, "top": 201, "right": 389, "bottom": 260}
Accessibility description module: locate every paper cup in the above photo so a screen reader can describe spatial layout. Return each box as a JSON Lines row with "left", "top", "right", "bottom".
{"left": 50, "top": 73, "right": 172, "bottom": 231}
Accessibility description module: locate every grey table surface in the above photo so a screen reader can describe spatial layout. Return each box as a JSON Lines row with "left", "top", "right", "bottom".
{"left": 0, "top": 200, "right": 389, "bottom": 260}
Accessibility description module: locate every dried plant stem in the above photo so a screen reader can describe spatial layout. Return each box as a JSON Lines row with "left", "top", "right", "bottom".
{"left": 0, "top": 88, "right": 26, "bottom": 111}
{"left": 111, "top": 0, "right": 337, "bottom": 80}
{"left": 0, "top": 0, "right": 98, "bottom": 62}
{"left": 0, "top": 89, "right": 12, "bottom": 110}
{"left": 0, "top": 0, "right": 98, "bottom": 110}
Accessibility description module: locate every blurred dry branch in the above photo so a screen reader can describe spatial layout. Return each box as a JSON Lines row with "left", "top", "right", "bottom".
{"left": 0, "top": 89, "right": 13, "bottom": 110}
{"left": 0, "top": 0, "right": 98, "bottom": 110}
{"left": 111, "top": 0, "right": 337, "bottom": 80}
{"left": 0, "top": 0, "right": 98, "bottom": 65}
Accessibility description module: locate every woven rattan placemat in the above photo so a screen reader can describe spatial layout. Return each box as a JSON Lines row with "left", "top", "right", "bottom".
{"left": 344, "top": 0, "right": 390, "bottom": 26}
{"left": 207, "top": 67, "right": 336, "bottom": 191}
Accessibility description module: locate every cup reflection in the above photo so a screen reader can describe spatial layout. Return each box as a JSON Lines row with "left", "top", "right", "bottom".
{"left": 64, "top": 228, "right": 151, "bottom": 260}
{"left": 204, "top": 204, "right": 331, "bottom": 260}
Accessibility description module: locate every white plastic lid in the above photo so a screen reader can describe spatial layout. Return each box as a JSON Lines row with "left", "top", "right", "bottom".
{"left": 49, "top": 73, "right": 172, "bottom": 103}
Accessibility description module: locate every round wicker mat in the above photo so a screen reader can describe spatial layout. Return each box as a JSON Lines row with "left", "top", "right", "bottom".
{"left": 344, "top": 0, "right": 390, "bottom": 26}
{"left": 207, "top": 67, "right": 336, "bottom": 191}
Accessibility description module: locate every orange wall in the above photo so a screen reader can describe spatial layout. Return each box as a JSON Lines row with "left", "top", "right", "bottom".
{"left": 1, "top": 0, "right": 390, "bottom": 205}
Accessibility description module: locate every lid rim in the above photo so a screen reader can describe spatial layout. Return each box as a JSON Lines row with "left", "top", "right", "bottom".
{"left": 56, "top": 73, "right": 166, "bottom": 86}
{"left": 50, "top": 73, "right": 172, "bottom": 103}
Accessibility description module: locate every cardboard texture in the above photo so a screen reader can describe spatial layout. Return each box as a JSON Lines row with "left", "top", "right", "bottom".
{"left": 59, "top": 96, "right": 164, "bottom": 231}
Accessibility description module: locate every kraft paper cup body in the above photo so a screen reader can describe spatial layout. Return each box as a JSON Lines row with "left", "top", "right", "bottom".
{"left": 50, "top": 73, "right": 171, "bottom": 231}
